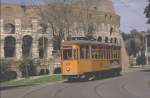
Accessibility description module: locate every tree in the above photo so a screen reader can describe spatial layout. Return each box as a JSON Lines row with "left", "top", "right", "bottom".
{"left": 144, "top": 0, "right": 150, "bottom": 23}
{"left": 125, "top": 38, "right": 142, "bottom": 57}
{"left": 121, "top": 32, "right": 129, "bottom": 41}
{"left": 40, "top": 1, "right": 75, "bottom": 50}
{"left": 39, "top": 0, "right": 98, "bottom": 50}
{"left": 122, "top": 29, "right": 147, "bottom": 57}
{"left": 136, "top": 52, "right": 146, "bottom": 65}
{"left": 18, "top": 57, "right": 39, "bottom": 77}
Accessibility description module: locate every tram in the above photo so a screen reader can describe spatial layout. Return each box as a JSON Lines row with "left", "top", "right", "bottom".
{"left": 61, "top": 37, "right": 121, "bottom": 81}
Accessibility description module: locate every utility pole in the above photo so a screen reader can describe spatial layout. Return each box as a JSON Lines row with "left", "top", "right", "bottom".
{"left": 145, "top": 36, "right": 149, "bottom": 66}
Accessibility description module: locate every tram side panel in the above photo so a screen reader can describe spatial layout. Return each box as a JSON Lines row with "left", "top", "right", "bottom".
{"left": 78, "top": 59, "right": 92, "bottom": 74}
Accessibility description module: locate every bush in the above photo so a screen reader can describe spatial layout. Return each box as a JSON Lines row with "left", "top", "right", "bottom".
{"left": 136, "top": 52, "right": 146, "bottom": 65}
{"left": 19, "top": 58, "right": 37, "bottom": 77}
{"left": 0, "top": 59, "right": 9, "bottom": 74}
{"left": 1, "top": 71, "right": 17, "bottom": 81}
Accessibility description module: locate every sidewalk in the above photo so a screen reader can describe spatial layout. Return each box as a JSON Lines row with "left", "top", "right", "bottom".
{"left": 122, "top": 66, "right": 150, "bottom": 73}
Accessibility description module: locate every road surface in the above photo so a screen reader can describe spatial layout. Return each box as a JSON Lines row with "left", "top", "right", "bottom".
{"left": 1, "top": 70, "right": 150, "bottom": 98}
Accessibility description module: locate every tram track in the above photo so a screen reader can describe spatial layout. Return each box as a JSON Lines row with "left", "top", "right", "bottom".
{"left": 93, "top": 78, "right": 141, "bottom": 98}
{"left": 94, "top": 82, "right": 104, "bottom": 98}
{"left": 1, "top": 71, "right": 150, "bottom": 98}
{"left": 53, "top": 83, "right": 74, "bottom": 98}
{"left": 54, "top": 80, "right": 105, "bottom": 98}
{"left": 21, "top": 76, "right": 126, "bottom": 98}
{"left": 120, "top": 82, "right": 141, "bottom": 98}
{"left": 21, "top": 81, "right": 63, "bottom": 98}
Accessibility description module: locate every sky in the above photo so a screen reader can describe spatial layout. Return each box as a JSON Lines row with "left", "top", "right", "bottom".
{"left": 113, "top": 0, "right": 150, "bottom": 33}
{"left": 1, "top": 0, "right": 150, "bottom": 33}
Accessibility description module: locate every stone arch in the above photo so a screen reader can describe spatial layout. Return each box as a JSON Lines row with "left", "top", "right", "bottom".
{"left": 4, "top": 23, "right": 15, "bottom": 34}
{"left": 4, "top": 36, "right": 16, "bottom": 58}
{"left": 39, "top": 69, "right": 50, "bottom": 75}
{"left": 22, "top": 35, "right": 33, "bottom": 57}
{"left": 97, "top": 36, "right": 102, "bottom": 42}
{"left": 105, "top": 37, "right": 108, "bottom": 43}
{"left": 114, "top": 37, "right": 118, "bottom": 44}
{"left": 110, "top": 37, "right": 113, "bottom": 43}
{"left": 38, "top": 37, "right": 48, "bottom": 59}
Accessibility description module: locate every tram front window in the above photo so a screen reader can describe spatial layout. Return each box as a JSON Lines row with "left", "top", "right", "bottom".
{"left": 63, "top": 49, "right": 72, "bottom": 60}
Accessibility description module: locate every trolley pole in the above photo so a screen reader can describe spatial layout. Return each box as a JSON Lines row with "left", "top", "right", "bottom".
{"left": 145, "top": 36, "right": 149, "bottom": 67}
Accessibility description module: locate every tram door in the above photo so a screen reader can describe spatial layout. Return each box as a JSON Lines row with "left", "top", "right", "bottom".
{"left": 61, "top": 45, "right": 79, "bottom": 75}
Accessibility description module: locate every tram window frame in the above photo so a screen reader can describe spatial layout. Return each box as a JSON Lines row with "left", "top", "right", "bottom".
{"left": 104, "top": 46, "right": 107, "bottom": 60}
{"left": 99, "top": 50, "right": 103, "bottom": 59}
{"left": 108, "top": 46, "right": 111, "bottom": 59}
{"left": 98, "top": 45, "right": 104, "bottom": 60}
{"left": 80, "top": 46, "right": 89, "bottom": 59}
{"left": 112, "top": 46, "right": 116, "bottom": 59}
{"left": 110, "top": 47, "right": 112, "bottom": 59}
{"left": 91, "top": 46, "right": 99, "bottom": 59}
{"left": 73, "top": 49, "right": 79, "bottom": 60}
{"left": 63, "top": 49, "right": 73, "bottom": 60}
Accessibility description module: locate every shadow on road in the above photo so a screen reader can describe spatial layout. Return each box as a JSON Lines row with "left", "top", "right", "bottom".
{"left": 64, "top": 74, "right": 122, "bottom": 83}
{"left": 0, "top": 84, "right": 37, "bottom": 91}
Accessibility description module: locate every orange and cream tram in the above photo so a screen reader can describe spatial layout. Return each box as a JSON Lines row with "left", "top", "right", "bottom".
{"left": 61, "top": 38, "right": 121, "bottom": 81}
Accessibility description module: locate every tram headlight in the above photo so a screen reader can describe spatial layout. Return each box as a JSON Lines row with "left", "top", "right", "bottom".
{"left": 66, "top": 67, "right": 70, "bottom": 71}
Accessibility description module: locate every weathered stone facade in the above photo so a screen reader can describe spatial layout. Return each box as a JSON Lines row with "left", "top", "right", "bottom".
{"left": 0, "top": 4, "right": 54, "bottom": 76}
{"left": 0, "top": 0, "right": 129, "bottom": 77}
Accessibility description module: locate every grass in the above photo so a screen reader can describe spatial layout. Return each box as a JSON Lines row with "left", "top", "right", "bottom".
{"left": 0, "top": 74, "right": 63, "bottom": 87}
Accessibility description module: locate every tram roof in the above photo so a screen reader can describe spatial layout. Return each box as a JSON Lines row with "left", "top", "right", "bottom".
{"left": 62, "top": 40, "right": 121, "bottom": 47}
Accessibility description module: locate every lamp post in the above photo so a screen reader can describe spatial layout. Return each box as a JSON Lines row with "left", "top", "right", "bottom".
{"left": 145, "top": 36, "right": 149, "bottom": 66}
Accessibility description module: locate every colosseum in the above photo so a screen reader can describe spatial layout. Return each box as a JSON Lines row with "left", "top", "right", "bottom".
{"left": 0, "top": 0, "right": 129, "bottom": 77}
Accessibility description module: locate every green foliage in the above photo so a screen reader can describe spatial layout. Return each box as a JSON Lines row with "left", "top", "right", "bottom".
{"left": 0, "top": 59, "right": 10, "bottom": 75}
{"left": 144, "top": 0, "right": 150, "bottom": 23}
{"left": 136, "top": 52, "right": 146, "bottom": 65}
{"left": 53, "top": 35, "right": 61, "bottom": 50}
{"left": 148, "top": 47, "right": 150, "bottom": 52}
{"left": 18, "top": 58, "right": 39, "bottom": 77}
{"left": 122, "top": 29, "right": 150, "bottom": 57}
{"left": 125, "top": 38, "right": 142, "bottom": 57}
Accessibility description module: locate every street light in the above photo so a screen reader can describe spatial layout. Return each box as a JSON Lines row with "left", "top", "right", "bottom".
{"left": 145, "top": 35, "right": 149, "bottom": 66}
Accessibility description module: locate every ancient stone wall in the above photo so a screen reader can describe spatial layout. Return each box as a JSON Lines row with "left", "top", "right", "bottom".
{"left": 0, "top": 1, "right": 129, "bottom": 77}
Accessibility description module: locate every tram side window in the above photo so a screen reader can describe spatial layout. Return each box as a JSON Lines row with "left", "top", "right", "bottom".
{"left": 63, "top": 49, "right": 72, "bottom": 60}
{"left": 80, "top": 46, "right": 89, "bottom": 59}
{"left": 99, "top": 50, "right": 103, "bottom": 59}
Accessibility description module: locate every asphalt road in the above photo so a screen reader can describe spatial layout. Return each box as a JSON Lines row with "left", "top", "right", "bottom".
{"left": 1, "top": 70, "right": 150, "bottom": 98}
